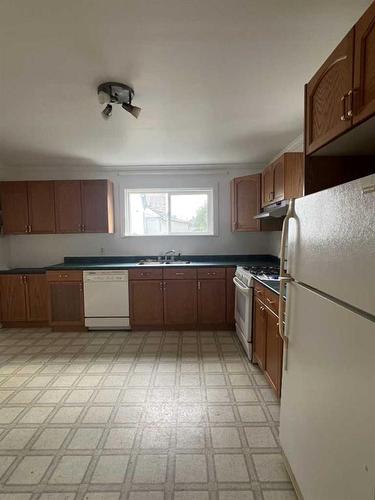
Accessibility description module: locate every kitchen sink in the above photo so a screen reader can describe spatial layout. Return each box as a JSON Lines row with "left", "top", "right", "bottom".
{"left": 137, "top": 259, "right": 191, "bottom": 266}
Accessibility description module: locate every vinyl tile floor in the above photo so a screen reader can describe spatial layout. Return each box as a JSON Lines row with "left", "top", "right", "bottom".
{"left": 0, "top": 328, "right": 297, "bottom": 500}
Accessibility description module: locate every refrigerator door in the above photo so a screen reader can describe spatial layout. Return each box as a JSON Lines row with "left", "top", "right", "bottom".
{"left": 287, "top": 174, "right": 375, "bottom": 315}
{"left": 280, "top": 281, "right": 375, "bottom": 500}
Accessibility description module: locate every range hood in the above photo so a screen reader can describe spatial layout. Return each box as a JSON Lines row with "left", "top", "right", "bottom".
{"left": 254, "top": 199, "right": 289, "bottom": 219}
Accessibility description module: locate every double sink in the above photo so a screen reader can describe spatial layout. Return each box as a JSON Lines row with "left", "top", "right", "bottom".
{"left": 137, "top": 259, "right": 191, "bottom": 266}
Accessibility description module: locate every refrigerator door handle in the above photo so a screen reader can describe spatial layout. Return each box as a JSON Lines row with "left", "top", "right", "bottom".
{"left": 278, "top": 199, "right": 295, "bottom": 370}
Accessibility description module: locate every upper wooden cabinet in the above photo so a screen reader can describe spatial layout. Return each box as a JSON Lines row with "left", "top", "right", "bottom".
{"left": 305, "top": 30, "right": 354, "bottom": 155}
{"left": 353, "top": 2, "right": 375, "bottom": 126}
{"left": 305, "top": 2, "right": 375, "bottom": 154}
{"left": 261, "top": 153, "right": 304, "bottom": 208}
{"left": 1, "top": 181, "right": 55, "bottom": 234}
{"left": 1, "top": 179, "right": 114, "bottom": 235}
{"left": 81, "top": 180, "right": 114, "bottom": 233}
{"left": 231, "top": 174, "right": 261, "bottom": 231}
{"left": 55, "top": 180, "right": 82, "bottom": 233}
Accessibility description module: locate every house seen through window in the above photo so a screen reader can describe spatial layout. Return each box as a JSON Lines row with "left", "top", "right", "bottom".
{"left": 125, "top": 188, "right": 214, "bottom": 236}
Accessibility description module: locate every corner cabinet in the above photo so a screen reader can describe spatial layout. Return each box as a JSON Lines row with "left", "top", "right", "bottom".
{"left": 261, "top": 153, "right": 304, "bottom": 208}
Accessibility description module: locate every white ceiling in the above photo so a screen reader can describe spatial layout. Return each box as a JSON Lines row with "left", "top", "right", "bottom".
{"left": 0, "top": 0, "right": 371, "bottom": 168}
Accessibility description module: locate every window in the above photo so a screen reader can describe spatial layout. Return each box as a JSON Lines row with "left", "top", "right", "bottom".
{"left": 124, "top": 188, "right": 215, "bottom": 236}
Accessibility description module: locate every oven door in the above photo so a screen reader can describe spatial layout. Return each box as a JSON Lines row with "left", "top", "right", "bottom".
{"left": 233, "top": 276, "right": 253, "bottom": 343}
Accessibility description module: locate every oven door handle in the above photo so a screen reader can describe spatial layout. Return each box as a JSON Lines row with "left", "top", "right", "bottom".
{"left": 233, "top": 276, "right": 251, "bottom": 294}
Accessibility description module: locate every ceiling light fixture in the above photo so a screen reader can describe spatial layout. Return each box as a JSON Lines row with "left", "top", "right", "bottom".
{"left": 97, "top": 82, "right": 141, "bottom": 120}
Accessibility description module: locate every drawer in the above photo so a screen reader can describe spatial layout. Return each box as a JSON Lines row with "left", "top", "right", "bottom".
{"left": 129, "top": 268, "right": 163, "bottom": 280}
{"left": 197, "top": 267, "right": 226, "bottom": 279}
{"left": 163, "top": 267, "right": 197, "bottom": 280}
{"left": 253, "top": 281, "right": 266, "bottom": 300}
{"left": 46, "top": 271, "right": 83, "bottom": 282}
{"left": 264, "top": 287, "right": 279, "bottom": 315}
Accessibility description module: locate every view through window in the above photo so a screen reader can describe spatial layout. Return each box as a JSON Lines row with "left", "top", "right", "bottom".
{"left": 125, "top": 189, "right": 214, "bottom": 236}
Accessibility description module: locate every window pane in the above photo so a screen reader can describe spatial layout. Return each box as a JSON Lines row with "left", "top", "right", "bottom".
{"left": 128, "top": 192, "right": 168, "bottom": 235}
{"left": 169, "top": 193, "right": 209, "bottom": 233}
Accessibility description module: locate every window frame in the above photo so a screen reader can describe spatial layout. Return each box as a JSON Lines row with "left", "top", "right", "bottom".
{"left": 123, "top": 187, "right": 217, "bottom": 237}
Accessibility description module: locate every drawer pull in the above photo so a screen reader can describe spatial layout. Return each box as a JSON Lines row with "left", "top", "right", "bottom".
{"left": 175, "top": 272, "right": 184, "bottom": 276}
{"left": 266, "top": 298, "right": 275, "bottom": 305}
{"left": 260, "top": 306, "right": 265, "bottom": 311}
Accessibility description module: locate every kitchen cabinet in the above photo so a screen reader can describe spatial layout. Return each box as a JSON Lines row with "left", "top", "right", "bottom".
{"left": 0, "top": 179, "right": 114, "bottom": 235}
{"left": 54, "top": 179, "right": 114, "bottom": 234}
{"left": 226, "top": 267, "right": 236, "bottom": 325}
{"left": 265, "top": 309, "right": 283, "bottom": 397}
{"left": 164, "top": 279, "right": 197, "bottom": 327}
{"left": 81, "top": 180, "right": 114, "bottom": 233}
{"left": 54, "top": 180, "right": 82, "bottom": 233}
{"left": 353, "top": 2, "right": 375, "bottom": 126}
{"left": 305, "top": 30, "right": 354, "bottom": 155}
{"left": 27, "top": 181, "right": 56, "bottom": 233}
{"left": 0, "top": 274, "right": 48, "bottom": 324}
{"left": 261, "top": 153, "right": 304, "bottom": 207}
{"left": 252, "top": 298, "right": 267, "bottom": 370}
{"left": 198, "top": 277, "right": 226, "bottom": 326}
{"left": 231, "top": 174, "right": 261, "bottom": 231}
{"left": 0, "top": 181, "right": 56, "bottom": 234}
{"left": 305, "top": 2, "right": 375, "bottom": 155}
{"left": 252, "top": 281, "right": 283, "bottom": 398}
{"left": 47, "top": 271, "right": 84, "bottom": 328}
{"left": 129, "top": 280, "right": 164, "bottom": 328}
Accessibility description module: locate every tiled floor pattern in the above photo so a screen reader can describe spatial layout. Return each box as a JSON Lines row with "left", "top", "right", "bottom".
{"left": 0, "top": 328, "right": 297, "bottom": 500}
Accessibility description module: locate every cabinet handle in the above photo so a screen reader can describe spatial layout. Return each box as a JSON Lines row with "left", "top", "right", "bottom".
{"left": 24, "top": 225, "right": 28, "bottom": 233}
{"left": 28, "top": 225, "right": 32, "bottom": 233}
{"left": 266, "top": 297, "right": 275, "bottom": 305}
{"left": 347, "top": 89, "right": 353, "bottom": 117}
{"left": 260, "top": 306, "right": 265, "bottom": 311}
{"left": 175, "top": 272, "right": 184, "bottom": 276}
{"left": 269, "top": 191, "right": 274, "bottom": 201}
{"left": 163, "top": 281, "right": 167, "bottom": 290}
{"left": 159, "top": 282, "right": 163, "bottom": 291}
{"left": 81, "top": 224, "right": 85, "bottom": 232}
{"left": 340, "top": 93, "right": 352, "bottom": 121}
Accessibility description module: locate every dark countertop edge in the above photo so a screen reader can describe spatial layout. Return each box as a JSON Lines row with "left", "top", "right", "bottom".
{"left": 0, "top": 255, "right": 280, "bottom": 274}
{"left": 252, "top": 275, "right": 286, "bottom": 299}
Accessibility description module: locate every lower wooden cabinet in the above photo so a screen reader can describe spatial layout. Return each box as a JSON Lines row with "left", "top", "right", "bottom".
{"left": 164, "top": 280, "right": 197, "bottom": 328}
{"left": 47, "top": 272, "right": 84, "bottom": 328}
{"left": 129, "top": 280, "right": 164, "bottom": 328}
{"left": 198, "top": 279, "right": 226, "bottom": 326}
{"left": 252, "top": 282, "right": 283, "bottom": 398}
{"left": 253, "top": 298, "right": 267, "bottom": 370}
{"left": 0, "top": 274, "right": 48, "bottom": 324}
{"left": 129, "top": 267, "right": 234, "bottom": 330}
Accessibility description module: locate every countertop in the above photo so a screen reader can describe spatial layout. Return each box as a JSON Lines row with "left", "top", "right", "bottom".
{"left": 0, "top": 255, "right": 279, "bottom": 274}
{"left": 253, "top": 276, "right": 281, "bottom": 295}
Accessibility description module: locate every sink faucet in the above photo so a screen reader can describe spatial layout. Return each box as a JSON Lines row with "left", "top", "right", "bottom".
{"left": 164, "top": 250, "right": 176, "bottom": 262}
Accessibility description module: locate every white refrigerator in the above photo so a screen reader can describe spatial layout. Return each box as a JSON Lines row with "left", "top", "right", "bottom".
{"left": 279, "top": 174, "right": 375, "bottom": 500}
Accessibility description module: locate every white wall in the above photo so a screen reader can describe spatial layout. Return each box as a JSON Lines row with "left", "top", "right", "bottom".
{"left": 1, "top": 165, "right": 279, "bottom": 268}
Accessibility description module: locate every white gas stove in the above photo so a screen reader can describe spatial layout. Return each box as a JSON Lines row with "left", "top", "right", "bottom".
{"left": 233, "top": 264, "right": 280, "bottom": 359}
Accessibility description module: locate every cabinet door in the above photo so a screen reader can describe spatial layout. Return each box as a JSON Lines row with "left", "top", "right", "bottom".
{"left": 262, "top": 165, "right": 274, "bottom": 206}
{"left": 353, "top": 2, "right": 375, "bottom": 125}
{"left": 164, "top": 280, "right": 197, "bottom": 327}
{"left": 81, "top": 180, "right": 114, "bottom": 233}
{"left": 231, "top": 174, "right": 261, "bottom": 231}
{"left": 305, "top": 29, "right": 354, "bottom": 155}
{"left": 252, "top": 298, "right": 267, "bottom": 370}
{"left": 0, "top": 275, "right": 27, "bottom": 321}
{"left": 198, "top": 279, "right": 226, "bottom": 326}
{"left": 265, "top": 310, "right": 283, "bottom": 398}
{"left": 55, "top": 181, "right": 82, "bottom": 233}
{"left": 129, "top": 280, "right": 164, "bottom": 328}
{"left": 48, "top": 281, "right": 84, "bottom": 326}
{"left": 226, "top": 267, "right": 236, "bottom": 325}
{"left": 273, "top": 158, "right": 285, "bottom": 202}
{"left": 27, "top": 181, "right": 56, "bottom": 233}
{"left": 26, "top": 275, "right": 48, "bottom": 322}
{"left": 1, "top": 182, "right": 29, "bottom": 234}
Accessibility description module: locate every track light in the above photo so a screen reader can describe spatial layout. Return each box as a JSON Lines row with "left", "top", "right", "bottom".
{"left": 122, "top": 102, "right": 141, "bottom": 119}
{"left": 97, "top": 82, "right": 141, "bottom": 120}
{"left": 101, "top": 104, "right": 112, "bottom": 119}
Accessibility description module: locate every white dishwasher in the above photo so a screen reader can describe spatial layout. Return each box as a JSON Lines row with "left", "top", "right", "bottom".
{"left": 83, "top": 270, "right": 130, "bottom": 329}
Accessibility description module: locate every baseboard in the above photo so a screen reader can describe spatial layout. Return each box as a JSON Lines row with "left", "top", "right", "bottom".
{"left": 283, "top": 453, "right": 304, "bottom": 500}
